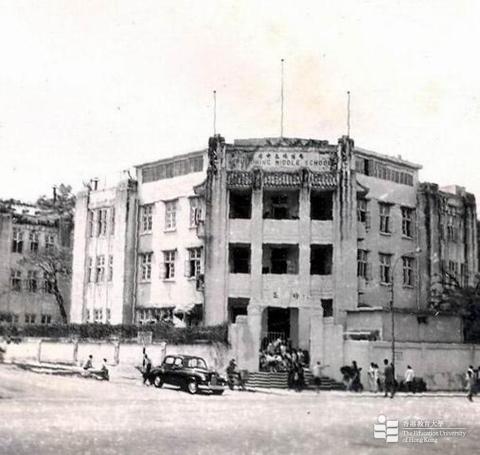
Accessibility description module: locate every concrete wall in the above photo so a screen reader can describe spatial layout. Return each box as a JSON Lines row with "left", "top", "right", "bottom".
{"left": 342, "top": 340, "right": 480, "bottom": 390}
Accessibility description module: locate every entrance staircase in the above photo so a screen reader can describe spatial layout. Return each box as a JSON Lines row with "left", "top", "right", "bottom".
{"left": 245, "top": 369, "right": 345, "bottom": 390}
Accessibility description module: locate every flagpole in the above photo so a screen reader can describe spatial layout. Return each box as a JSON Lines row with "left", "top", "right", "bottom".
{"left": 213, "top": 90, "right": 217, "bottom": 136}
{"left": 280, "top": 59, "right": 285, "bottom": 138}
{"left": 347, "top": 90, "right": 351, "bottom": 137}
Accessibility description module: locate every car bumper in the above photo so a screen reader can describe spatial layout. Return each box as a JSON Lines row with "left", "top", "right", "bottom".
{"left": 198, "top": 384, "right": 225, "bottom": 392}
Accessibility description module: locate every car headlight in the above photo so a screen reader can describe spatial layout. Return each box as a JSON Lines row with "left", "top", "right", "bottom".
{"left": 198, "top": 373, "right": 207, "bottom": 382}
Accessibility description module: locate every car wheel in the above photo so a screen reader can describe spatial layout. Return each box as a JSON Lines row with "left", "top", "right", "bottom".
{"left": 187, "top": 379, "right": 198, "bottom": 395}
{"left": 153, "top": 375, "right": 163, "bottom": 388}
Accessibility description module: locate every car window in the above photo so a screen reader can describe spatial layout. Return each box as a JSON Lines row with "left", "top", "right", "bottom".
{"left": 174, "top": 357, "right": 183, "bottom": 367}
{"left": 164, "top": 356, "right": 174, "bottom": 365}
{"left": 185, "top": 358, "right": 207, "bottom": 369}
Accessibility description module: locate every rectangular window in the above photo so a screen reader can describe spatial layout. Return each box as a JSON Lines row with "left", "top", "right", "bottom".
{"left": 447, "top": 214, "right": 458, "bottom": 242}
{"left": 186, "top": 247, "right": 202, "bottom": 278}
{"left": 12, "top": 228, "right": 23, "bottom": 253}
{"left": 229, "top": 244, "right": 251, "bottom": 274}
{"left": 87, "top": 257, "right": 94, "bottom": 283}
{"left": 401, "top": 207, "right": 414, "bottom": 238}
{"left": 228, "top": 298, "right": 249, "bottom": 323}
{"left": 140, "top": 253, "right": 153, "bottom": 281}
{"left": 357, "top": 249, "right": 369, "bottom": 279}
{"left": 10, "top": 270, "right": 22, "bottom": 291}
{"left": 163, "top": 250, "right": 176, "bottom": 279}
{"left": 190, "top": 155, "right": 204, "bottom": 173}
{"left": 27, "top": 270, "right": 38, "bottom": 293}
{"left": 310, "top": 191, "right": 333, "bottom": 220}
{"left": 44, "top": 272, "right": 54, "bottom": 294}
{"left": 45, "top": 234, "right": 55, "bottom": 252}
{"left": 379, "top": 203, "right": 392, "bottom": 234}
{"left": 379, "top": 254, "right": 392, "bottom": 284}
{"left": 141, "top": 204, "right": 153, "bottom": 233}
{"left": 25, "top": 313, "right": 36, "bottom": 324}
{"left": 88, "top": 210, "right": 95, "bottom": 237}
{"left": 97, "top": 208, "right": 108, "bottom": 236}
{"left": 229, "top": 190, "right": 252, "bottom": 219}
{"left": 321, "top": 299, "right": 333, "bottom": 318}
{"left": 357, "top": 199, "right": 370, "bottom": 228}
{"left": 95, "top": 255, "right": 105, "bottom": 283}
{"left": 41, "top": 314, "right": 52, "bottom": 325}
{"left": 93, "top": 308, "right": 103, "bottom": 324}
{"left": 29, "top": 231, "right": 39, "bottom": 253}
{"left": 402, "top": 257, "right": 414, "bottom": 287}
{"left": 108, "top": 255, "right": 113, "bottom": 281}
{"left": 165, "top": 200, "right": 177, "bottom": 231}
{"left": 262, "top": 244, "right": 299, "bottom": 274}
{"left": 110, "top": 208, "right": 115, "bottom": 236}
{"left": 310, "top": 245, "right": 333, "bottom": 275}
{"left": 189, "top": 198, "right": 203, "bottom": 227}
{"left": 448, "top": 260, "right": 458, "bottom": 285}
{"left": 263, "top": 190, "right": 299, "bottom": 220}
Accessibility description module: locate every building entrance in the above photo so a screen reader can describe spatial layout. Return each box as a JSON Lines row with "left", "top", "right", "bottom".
{"left": 262, "top": 307, "right": 299, "bottom": 347}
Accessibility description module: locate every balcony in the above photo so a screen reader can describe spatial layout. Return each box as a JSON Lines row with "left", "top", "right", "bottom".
{"left": 228, "top": 273, "right": 251, "bottom": 297}
{"left": 263, "top": 219, "right": 299, "bottom": 243}
{"left": 310, "top": 220, "right": 333, "bottom": 243}
{"left": 229, "top": 219, "right": 251, "bottom": 243}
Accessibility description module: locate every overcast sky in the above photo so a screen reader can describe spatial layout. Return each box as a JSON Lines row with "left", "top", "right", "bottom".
{"left": 1, "top": 0, "right": 479, "bottom": 205}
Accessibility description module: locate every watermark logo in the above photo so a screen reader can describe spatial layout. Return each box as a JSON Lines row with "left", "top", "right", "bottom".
{"left": 373, "top": 415, "right": 399, "bottom": 443}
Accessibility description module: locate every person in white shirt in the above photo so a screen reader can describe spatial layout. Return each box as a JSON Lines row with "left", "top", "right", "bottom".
{"left": 404, "top": 365, "right": 415, "bottom": 393}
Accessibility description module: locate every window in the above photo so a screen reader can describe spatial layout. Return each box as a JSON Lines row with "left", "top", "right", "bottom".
{"left": 401, "top": 207, "right": 414, "bottom": 238}
{"left": 310, "top": 191, "right": 333, "bottom": 220}
{"left": 321, "top": 299, "right": 333, "bottom": 318}
{"left": 189, "top": 198, "right": 203, "bottom": 227}
{"left": 447, "top": 214, "right": 458, "bottom": 242}
{"left": 108, "top": 255, "right": 113, "bottom": 281}
{"left": 229, "top": 190, "right": 252, "bottom": 219}
{"left": 229, "top": 244, "right": 251, "bottom": 274}
{"left": 44, "top": 272, "right": 53, "bottom": 294}
{"left": 97, "top": 208, "right": 108, "bottom": 236}
{"left": 141, "top": 204, "right": 153, "bottom": 233}
{"left": 379, "top": 203, "right": 392, "bottom": 234}
{"left": 461, "top": 263, "right": 469, "bottom": 287}
{"left": 379, "top": 254, "right": 392, "bottom": 284}
{"left": 11, "top": 229, "right": 23, "bottom": 253}
{"left": 190, "top": 155, "right": 204, "bottom": 173}
{"left": 228, "top": 298, "right": 249, "bottom": 323}
{"left": 45, "top": 234, "right": 55, "bottom": 252}
{"left": 93, "top": 308, "right": 103, "bottom": 323}
{"left": 95, "top": 255, "right": 105, "bottom": 283}
{"left": 110, "top": 208, "right": 115, "bottom": 236}
{"left": 10, "top": 270, "right": 22, "bottom": 291}
{"left": 310, "top": 245, "right": 333, "bottom": 275}
{"left": 25, "top": 313, "right": 36, "bottom": 324}
{"left": 357, "top": 249, "right": 370, "bottom": 279}
{"left": 186, "top": 248, "right": 202, "bottom": 278}
{"left": 165, "top": 200, "right": 177, "bottom": 231}
{"left": 106, "top": 308, "right": 111, "bottom": 324}
{"left": 87, "top": 257, "right": 94, "bottom": 283}
{"left": 262, "top": 244, "right": 299, "bottom": 274}
{"left": 140, "top": 253, "right": 153, "bottom": 281}
{"left": 357, "top": 199, "right": 370, "bottom": 227}
{"left": 27, "top": 271, "right": 38, "bottom": 293}
{"left": 163, "top": 250, "right": 176, "bottom": 279}
{"left": 402, "top": 257, "right": 414, "bottom": 287}
{"left": 142, "top": 156, "right": 204, "bottom": 183}
{"left": 448, "top": 260, "right": 458, "bottom": 284}
{"left": 41, "top": 314, "right": 52, "bottom": 325}
{"left": 29, "top": 231, "right": 39, "bottom": 253}
{"left": 263, "top": 190, "right": 299, "bottom": 220}
{"left": 88, "top": 210, "right": 95, "bottom": 237}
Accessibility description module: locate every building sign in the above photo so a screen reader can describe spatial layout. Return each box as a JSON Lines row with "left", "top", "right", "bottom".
{"left": 227, "top": 148, "right": 335, "bottom": 172}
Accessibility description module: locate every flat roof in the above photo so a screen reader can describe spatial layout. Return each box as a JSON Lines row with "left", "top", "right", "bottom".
{"left": 134, "top": 149, "right": 206, "bottom": 169}
{"left": 355, "top": 146, "right": 422, "bottom": 170}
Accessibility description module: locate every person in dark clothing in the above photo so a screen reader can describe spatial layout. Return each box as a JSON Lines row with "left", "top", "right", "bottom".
{"left": 383, "top": 358, "right": 395, "bottom": 398}
{"left": 143, "top": 353, "right": 152, "bottom": 385}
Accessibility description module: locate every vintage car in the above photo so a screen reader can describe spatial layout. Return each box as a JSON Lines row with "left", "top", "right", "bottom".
{"left": 149, "top": 354, "right": 226, "bottom": 395}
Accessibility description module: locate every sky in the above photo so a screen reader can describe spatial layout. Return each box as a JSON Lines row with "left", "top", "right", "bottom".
{"left": 1, "top": 0, "right": 480, "bottom": 205}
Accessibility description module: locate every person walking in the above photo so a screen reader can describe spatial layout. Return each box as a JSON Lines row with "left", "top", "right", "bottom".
{"left": 312, "top": 361, "right": 323, "bottom": 393}
{"left": 466, "top": 368, "right": 475, "bottom": 402}
{"left": 404, "top": 365, "right": 415, "bottom": 393}
{"left": 383, "top": 358, "right": 395, "bottom": 398}
{"left": 142, "top": 352, "right": 152, "bottom": 385}
{"left": 367, "top": 363, "right": 376, "bottom": 392}
{"left": 372, "top": 363, "right": 379, "bottom": 393}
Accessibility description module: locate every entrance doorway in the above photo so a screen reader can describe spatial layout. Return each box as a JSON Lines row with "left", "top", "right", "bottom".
{"left": 262, "top": 307, "right": 299, "bottom": 347}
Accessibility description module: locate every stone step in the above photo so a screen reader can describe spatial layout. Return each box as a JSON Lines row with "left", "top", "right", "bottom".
{"left": 245, "top": 371, "right": 345, "bottom": 390}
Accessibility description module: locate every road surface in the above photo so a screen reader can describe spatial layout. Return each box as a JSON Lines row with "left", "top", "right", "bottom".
{"left": 0, "top": 364, "right": 479, "bottom": 454}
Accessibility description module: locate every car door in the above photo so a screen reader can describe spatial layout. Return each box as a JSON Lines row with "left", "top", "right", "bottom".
{"left": 161, "top": 356, "right": 176, "bottom": 386}
{"left": 169, "top": 357, "right": 184, "bottom": 386}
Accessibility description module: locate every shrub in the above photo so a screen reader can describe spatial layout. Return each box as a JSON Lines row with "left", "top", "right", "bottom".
{"left": 0, "top": 323, "right": 228, "bottom": 344}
